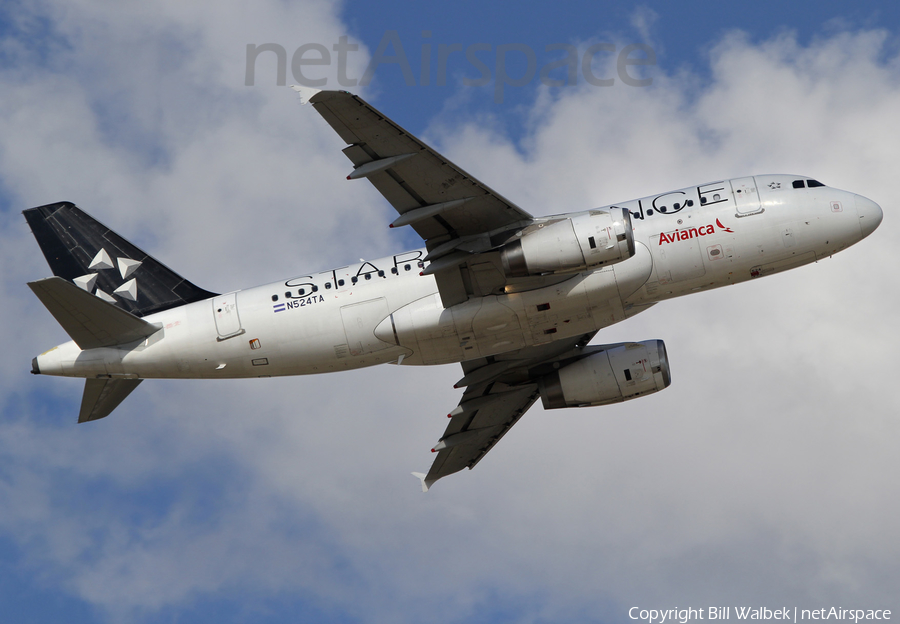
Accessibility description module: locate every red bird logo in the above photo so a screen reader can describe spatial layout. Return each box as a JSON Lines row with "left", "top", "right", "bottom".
{"left": 716, "top": 218, "right": 734, "bottom": 233}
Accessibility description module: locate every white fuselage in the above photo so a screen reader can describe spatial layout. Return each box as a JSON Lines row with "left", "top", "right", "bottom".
{"left": 35, "top": 175, "right": 880, "bottom": 381}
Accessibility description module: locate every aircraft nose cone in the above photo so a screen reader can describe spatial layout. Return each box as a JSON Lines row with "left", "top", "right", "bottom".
{"left": 855, "top": 194, "right": 883, "bottom": 239}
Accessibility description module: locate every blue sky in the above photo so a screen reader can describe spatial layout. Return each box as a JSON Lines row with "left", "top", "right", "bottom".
{"left": 1, "top": 1, "right": 899, "bottom": 623}
{"left": 301, "top": 1, "right": 900, "bottom": 136}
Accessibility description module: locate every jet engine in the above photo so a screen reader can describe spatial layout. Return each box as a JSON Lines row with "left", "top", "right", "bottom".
{"left": 538, "top": 340, "right": 670, "bottom": 409}
{"left": 501, "top": 207, "right": 634, "bottom": 277}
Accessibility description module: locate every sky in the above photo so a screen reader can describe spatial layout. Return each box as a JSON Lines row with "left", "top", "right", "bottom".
{"left": 1, "top": 1, "right": 899, "bottom": 623}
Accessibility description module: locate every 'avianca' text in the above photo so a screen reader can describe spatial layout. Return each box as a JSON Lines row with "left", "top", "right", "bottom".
{"left": 658, "top": 218, "right": 734, "bottom": 245}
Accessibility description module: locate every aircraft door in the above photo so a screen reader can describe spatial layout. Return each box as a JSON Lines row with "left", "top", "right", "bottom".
{"left": 213, "top": 292, "right": 245, "bottom": 340}
{"left": 341, "top": 298, "right": 392, "bottom": 356}
{"left": 731, "top": 177, "right": 762, "bottom": 215}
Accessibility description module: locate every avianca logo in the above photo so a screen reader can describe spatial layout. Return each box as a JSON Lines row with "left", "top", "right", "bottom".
{"left": 658, "top": 218, "right": 733, "bottom": 245}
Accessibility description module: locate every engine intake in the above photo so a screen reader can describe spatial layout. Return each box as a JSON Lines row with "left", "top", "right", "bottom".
{"left": 538, "top": 340, "right": 670, "bottom": 409}
{"left": 501, "top": 207, "right": 634, "bottom": 278}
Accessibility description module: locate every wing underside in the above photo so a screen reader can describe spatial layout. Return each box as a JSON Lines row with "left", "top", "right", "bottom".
{"left": 301, "top": 88, "right": 538, "bottom": 307}
{"left": 306, "top": 89, "right": 533, "bottom": 243}
{"left": 416, "top": 332, "right": 598, "bottom": 491}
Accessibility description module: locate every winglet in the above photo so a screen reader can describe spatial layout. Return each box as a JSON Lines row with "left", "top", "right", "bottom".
{"left": 290, "top": 85, "right": 321, "bottom": 105}
{"left": 411, "top": 472, "right": 433, "bottom": 493}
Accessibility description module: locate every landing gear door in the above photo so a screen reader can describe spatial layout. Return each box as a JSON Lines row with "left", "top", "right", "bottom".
{"left": 213, "top": 292, "right": 245, "bottom": 340}
{"left": 731, "top": 177, "right": 762, "bottom": 215}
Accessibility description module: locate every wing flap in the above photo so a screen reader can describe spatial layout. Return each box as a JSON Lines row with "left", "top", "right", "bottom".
{"left": 433, "top": 267, "right": 469, "bottom": 308}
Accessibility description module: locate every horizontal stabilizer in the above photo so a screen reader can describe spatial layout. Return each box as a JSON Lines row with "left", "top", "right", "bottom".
{"left": 79, "top": 377, "right": 142, "bottom": 423}
{"left": 28, "top": 277, "right": 161, "bottom": 349}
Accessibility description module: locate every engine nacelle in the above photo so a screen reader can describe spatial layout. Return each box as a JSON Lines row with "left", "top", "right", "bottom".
{"left": 501, "top": 207, "right": 634, "bottom": 278}
{"left": 538, "top": 340, "right": 671, "bottom": 409}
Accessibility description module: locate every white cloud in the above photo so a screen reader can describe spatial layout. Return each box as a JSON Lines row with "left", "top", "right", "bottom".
{"left": 0, "top": 5, "right": 898, "bottom": 623}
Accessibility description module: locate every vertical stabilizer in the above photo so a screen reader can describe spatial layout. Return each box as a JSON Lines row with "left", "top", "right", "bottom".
{"left": 23, "top": 202, "right": 217, "bottom": 317}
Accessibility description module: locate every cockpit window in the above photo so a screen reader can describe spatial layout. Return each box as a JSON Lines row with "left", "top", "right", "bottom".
{"left": 792, "top": 180, "right": 805, "bottom": 189}
{"left": 807, "top": 179, "right": 824, "bottom": 187}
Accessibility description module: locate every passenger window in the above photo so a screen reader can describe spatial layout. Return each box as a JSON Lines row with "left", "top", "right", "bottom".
{"left": 338, "top": 279, "right": 345, "bottom": 286}
{"left": 391, "top": 267, "right": 398, "bottom": 275}
{"left": 312, "top": 285, "right": 318, "bottom": 292}
{"left": 364, "top": 273, "right": 372, "bottom": 280}
{"left": 792, "top": 180, "right": 805, "bottom": 189}
{"left": 298, "top": 288, "right": 305, "bottom": 295}
{"left": 325, "top": 282, "right": 332, "bottom": 289}
{"left": 377, "top": 270, "right": 385, "bottom": 277}
{"left": 351, "top": 276, "right": 358, "bottom": 284}
{"left": 271, "top": 295, "right": 278, "bottom": 302}
{"left": 284, "top": 291, "right": 291, "bottom": 298}
{"left": 807, "top": 179, "right": 824, "bottom": 188}
{"left": 404, "top": 264, "right": 411, "bottom": 271}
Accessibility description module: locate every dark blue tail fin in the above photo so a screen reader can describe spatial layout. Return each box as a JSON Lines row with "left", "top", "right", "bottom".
{"left": 24, "top": 201, "right": 217, "bottom": 317}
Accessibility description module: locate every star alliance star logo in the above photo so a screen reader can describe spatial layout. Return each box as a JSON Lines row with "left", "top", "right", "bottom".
{"left": 73, "top": 248, "right": 143, "bottom": 303}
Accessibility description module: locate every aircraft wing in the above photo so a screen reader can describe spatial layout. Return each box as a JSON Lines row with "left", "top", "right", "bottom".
{"left": 302, "top": 89, "right": 533, "bottom": 242}
{"left": 414, "top": 331, "right": 597, "bottom": 491}
{"left": 299, "top": 88, "right": 536, "bottom": 306}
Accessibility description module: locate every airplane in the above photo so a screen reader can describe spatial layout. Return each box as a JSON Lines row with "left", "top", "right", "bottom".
{"left": 25, "top": 87, "right": 883, "bottom": 491}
